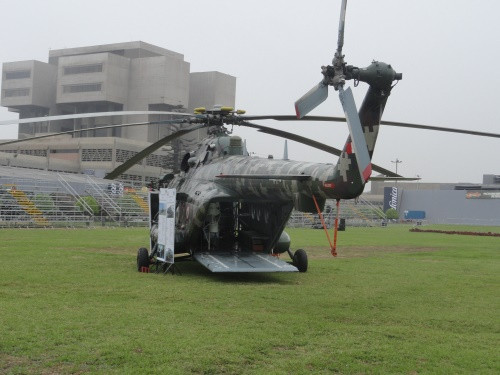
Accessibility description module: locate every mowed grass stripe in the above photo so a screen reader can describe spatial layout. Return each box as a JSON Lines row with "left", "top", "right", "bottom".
{"left": 0, "top": 226, "right": 498, "bottom": 374}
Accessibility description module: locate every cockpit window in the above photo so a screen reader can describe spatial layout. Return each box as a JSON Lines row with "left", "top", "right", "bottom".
{"left": 202, "top": 151, "right": 212, "bottom": 164}
{"left": 217, "top": 136, "right": 243, "bottom": 156}
{"left": 229, "top": 136, "right": 243, "bottom": 155}
{"left": 180, "top": 153, "right": 191, "bottom": 172}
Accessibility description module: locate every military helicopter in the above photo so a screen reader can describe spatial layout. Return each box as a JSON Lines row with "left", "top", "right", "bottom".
{"left": 1, "top": 0, "right": 499, "bottom": 274}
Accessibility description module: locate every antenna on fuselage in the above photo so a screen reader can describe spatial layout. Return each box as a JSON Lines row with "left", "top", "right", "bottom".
{"left": 283, "top": 140, "right": 289, "bottom": 160}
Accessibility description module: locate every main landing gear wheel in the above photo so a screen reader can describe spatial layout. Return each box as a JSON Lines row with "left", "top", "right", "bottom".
{"left": 137, "top": 247, "right": 149, "bottom": 271}
{"left": 293, "top": 249, "right": 308, "bottom": 273}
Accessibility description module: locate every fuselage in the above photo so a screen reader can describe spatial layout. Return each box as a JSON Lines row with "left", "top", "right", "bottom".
{"left": 166, "top": 140, "right": 363, "bottom": 254}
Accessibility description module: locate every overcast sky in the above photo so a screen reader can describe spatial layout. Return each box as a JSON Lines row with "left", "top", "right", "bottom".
{"left": 0, "top": 0, "right": 498, "bottom": 183}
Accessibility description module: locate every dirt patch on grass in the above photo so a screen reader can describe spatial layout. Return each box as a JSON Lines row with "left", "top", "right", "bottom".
{"left": 57, "top": 246, "right": 133, "bottom": 255}
{"left": 0, "top": 355, "right": 26, "bottom": 373}
{"left": 410, "top": 228, "right": 500, "bottom": 237}
{"left": 0, "top": 354, "right": 81, "bottom": 375}
{"left": 302, "top": 245, "right": 438, "bottom": 259}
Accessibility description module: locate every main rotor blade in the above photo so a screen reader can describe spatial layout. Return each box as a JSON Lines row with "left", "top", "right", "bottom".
{"left": 370, "top": 176, "right": 420, "bottom": 181}
{"left": 0, "top": 119, "right": 185, "bottom": 147}
{"left": 242, "top": 115, "right": 500, "bottom": 139}
{"left": 105, "top": 124, "right": 205, "bottom": 180}
{"left": 0, "top": 110, "right": 191, "bottom": 126}
{"left": 241, "top": 121, "right": 342, "bottom": 155}
{"left": 243, "top": 115, "right": 346, "bottom": 122}
{"left": 379, "top": 120, "right": 500, "bottom": 139}
{"left": 239, "top": 121, "right": 399, "bottom": 177}
{"left": 294, "top": 82, "right": 329, "bottom": 119}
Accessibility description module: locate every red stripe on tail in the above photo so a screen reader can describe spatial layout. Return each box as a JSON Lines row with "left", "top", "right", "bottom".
{"left": 346, "top": 142, "right": 353, "bottom": 154}
{"left": 295, "top": 103, "right": 301, "bottom": 119}
{"left": 363, "top": 163, "right": 372, "bottom": 182}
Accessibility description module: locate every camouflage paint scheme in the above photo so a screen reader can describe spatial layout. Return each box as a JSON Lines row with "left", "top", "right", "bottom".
{"left": 163, "top": 65, "right": 394, "bottom": 255}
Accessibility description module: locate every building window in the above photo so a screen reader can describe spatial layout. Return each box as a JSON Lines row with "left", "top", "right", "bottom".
{"left": 5, "top": 70, "right": 31, "bottom": 80}
{"left": 81, "top": 148, "right": 112, "bottom": 162}
{"left": 22, "top": 149, "right": 48, "bottom": 157}
{"left": 116, "top": 149, "right": 141, "bottom": 165}
{"left": 51, "top": 149, "right": 79, "bottom": 154}
{"left": 3, "top": 88, "right": 30, "bottom": 97}
{"left": 146, "top": 153, "right": 168, "bottom": 167}
{"left": 119, "top": 173, "right": 142, "bottom": 182}
{"left": 62, "top": 83, "right": 102, "bottom": 94}
{"left": 63, "top": 64, "right": 103, "bottom": 75}
{"left": 0, "top": 149, "right": 48, "bottom": 157}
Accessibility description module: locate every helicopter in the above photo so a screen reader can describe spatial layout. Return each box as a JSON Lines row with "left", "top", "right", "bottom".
{"left": 1, "top": 0, "right": 499, "bottom": 274}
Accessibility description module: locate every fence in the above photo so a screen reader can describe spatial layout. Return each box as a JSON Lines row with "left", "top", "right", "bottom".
{"left": 288, "top": 196, "right": 387, "bottom": 229}
{"left": 0, "top": 166, "right": 149, "bottom": 228}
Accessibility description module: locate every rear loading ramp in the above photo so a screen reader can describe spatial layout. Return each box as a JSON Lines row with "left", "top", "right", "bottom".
{"left": 194, "top": 252, "right": 298, "bottom": 273}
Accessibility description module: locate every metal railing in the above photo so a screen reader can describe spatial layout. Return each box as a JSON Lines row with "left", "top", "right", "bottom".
{"left": 0, "top": 167, "right": 149, "bottom": 227}
{"left": 84, "top": 175, "right": 121, "bottom": 220}
{"left": 288, "top": 198, "right": 387, "bottom": 228}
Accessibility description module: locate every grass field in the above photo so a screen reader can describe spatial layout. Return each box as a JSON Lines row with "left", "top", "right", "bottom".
{"left": 0, "top": 225, "right": 498, "bottom": 374}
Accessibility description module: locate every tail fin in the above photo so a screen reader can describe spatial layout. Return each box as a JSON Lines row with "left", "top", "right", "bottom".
{"left": 332, "top": 85, "right": 391, "bottom": 194}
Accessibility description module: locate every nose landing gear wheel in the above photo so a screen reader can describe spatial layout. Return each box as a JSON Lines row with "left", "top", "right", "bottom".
{"left": 293, "top": 249, "right": 308, "bottom": 272}
{"left": 137, "top": 247, "right": 150, "bottom": 271}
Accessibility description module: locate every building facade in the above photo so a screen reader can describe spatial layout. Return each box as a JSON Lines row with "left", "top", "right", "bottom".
{"left": 372, "top": 175, "right": 500, "bottom": 225}
{"left": 1, "top": 41, "right": 236, "bottom": 183}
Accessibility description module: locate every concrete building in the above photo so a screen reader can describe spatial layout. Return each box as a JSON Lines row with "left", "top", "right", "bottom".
{"left": 1, "top": 41, "right": 236, "bottom": 183}
{"left": 370, "top": 175, "right": 500, "bottom": 226}
{"left": 398, "top": 189, "right": 500, "bottom": 226}
{"left": 0, "top": 136, "right": 173, "bottom": 185}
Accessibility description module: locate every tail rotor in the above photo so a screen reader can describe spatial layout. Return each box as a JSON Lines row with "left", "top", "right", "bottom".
{"left": 294, "top": 0, "right": 371, "bottom": 182}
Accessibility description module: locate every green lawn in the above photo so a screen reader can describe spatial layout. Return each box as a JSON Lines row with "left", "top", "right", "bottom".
{"left": 0, "top": 225, "right": 498, "bottom": 374}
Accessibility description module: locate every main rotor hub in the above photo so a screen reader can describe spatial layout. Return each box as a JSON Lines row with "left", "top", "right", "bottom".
{"left": 189, "top": 106, "right": 247, "bottom": 127}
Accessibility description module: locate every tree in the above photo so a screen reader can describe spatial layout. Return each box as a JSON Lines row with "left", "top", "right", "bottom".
{"left": 76, "top": 196, "right": 100, "bottom": 216}
{"left": 385, "top": 208, "right": 399, "bottom": 220}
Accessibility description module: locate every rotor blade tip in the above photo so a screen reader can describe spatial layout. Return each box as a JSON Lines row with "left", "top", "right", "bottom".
{"left": 363, "top": 164, "right": 372, "bottom": 182}
{"left": 294, "top": 103, "right": 302, "bottom": 119}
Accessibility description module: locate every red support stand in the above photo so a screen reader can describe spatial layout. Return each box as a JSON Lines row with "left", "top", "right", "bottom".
{"left": 140, "top": 266, "right": 150, "bottom": 273}
{"left": 332, "top": 199, "right": 340, "bottom": 257}
{"left": 312, "top": 195, "right": 339, "bottom": 257}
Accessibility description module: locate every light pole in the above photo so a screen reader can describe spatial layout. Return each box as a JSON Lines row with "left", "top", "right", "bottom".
{"left": 391, "top": 158, "right": 403, "bottom": 175}
{"left": 391, "top": 158, "right": 403, "bottom": 191}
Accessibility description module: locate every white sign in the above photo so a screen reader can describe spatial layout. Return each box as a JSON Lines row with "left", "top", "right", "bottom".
{"left": 389, "top": 187, "right": 398, "bottom": 210}
{"left": 157, "top": 188, "right": 176, "bottom": 263}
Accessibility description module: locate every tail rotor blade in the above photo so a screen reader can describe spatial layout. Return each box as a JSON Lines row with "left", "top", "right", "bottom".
{"left": 336, "top": 0, "right": 348, "bottom": 55}
{"left": 294, "top": 81, "right": 328, "bottom": 119}
{"left": 339, "top": 87, "right": 371, "bottom": 182}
